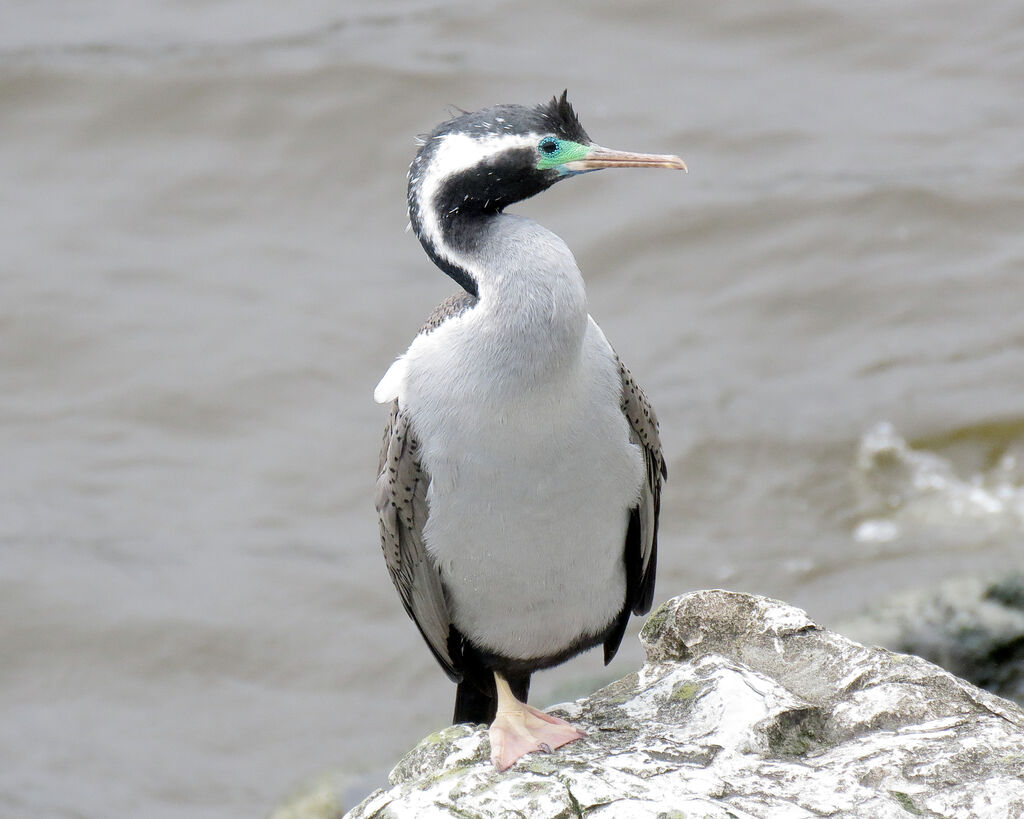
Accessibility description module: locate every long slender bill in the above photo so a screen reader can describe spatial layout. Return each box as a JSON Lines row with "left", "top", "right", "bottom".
{"left": 563, "top": 145, "right": 687, "bottom": 172}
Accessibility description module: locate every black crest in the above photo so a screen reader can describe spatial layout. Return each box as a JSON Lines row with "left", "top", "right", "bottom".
{"left": 535, "top": 90, "right": 590, "bottom": 144}
{"left": 416, "top": 91, "right": 591, "bottom": 146}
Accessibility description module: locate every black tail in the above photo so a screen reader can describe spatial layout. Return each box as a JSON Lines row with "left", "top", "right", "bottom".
{"left": 452, "top": 648, "right": 530, "bottom": 724}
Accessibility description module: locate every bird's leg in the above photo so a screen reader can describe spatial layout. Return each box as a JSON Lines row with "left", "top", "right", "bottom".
{"left": 488, "top": 672, "right": 586, "bottom": 771}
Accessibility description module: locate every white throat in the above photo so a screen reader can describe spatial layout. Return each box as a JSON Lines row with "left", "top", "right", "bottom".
{"left": 471, "top": 214, "right": 589, "bottom": 382}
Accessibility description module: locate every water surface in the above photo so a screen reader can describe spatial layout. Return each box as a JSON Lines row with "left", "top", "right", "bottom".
{"left": 2, "top": 2, "right": 1023, "bottom": 816}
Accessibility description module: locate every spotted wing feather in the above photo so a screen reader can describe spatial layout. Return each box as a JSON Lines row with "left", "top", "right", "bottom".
{"left": 375, "top": 401, "right": 461, "bottom": 681}
{"left": 618, "top": 357, "right": 666, "bottom": 616}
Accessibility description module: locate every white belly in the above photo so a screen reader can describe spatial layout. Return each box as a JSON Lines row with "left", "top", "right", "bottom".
{"left": 402, "top": 320, "right": 645, "bottom": 660}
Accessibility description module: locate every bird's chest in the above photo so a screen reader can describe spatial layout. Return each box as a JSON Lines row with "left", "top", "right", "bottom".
{"left": 424, "top": 376, "right": 601, "bottom": 500}
{"left": 404, "top": 319, "right": 643, "bottom": 549}
{"left": 405, "top": 318, "right": 632, "bottom": 498}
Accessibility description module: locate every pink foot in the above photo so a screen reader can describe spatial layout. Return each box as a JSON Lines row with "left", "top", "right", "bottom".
{"left": 489, "top": 704, "right": 587, "bottom": 771}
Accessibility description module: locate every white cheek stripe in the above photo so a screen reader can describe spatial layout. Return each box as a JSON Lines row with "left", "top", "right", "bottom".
{"left": 413, "top": 132, "right": 539, "bottom": 284}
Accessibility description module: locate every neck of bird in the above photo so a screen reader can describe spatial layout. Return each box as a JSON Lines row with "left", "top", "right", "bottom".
{"left": 414, "top": 206, "right": 589, "bottom": 379}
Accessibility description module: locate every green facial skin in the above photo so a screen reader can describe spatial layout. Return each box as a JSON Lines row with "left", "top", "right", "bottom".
{"left": 535, "top": 138, "right": 591, "bottom": 171}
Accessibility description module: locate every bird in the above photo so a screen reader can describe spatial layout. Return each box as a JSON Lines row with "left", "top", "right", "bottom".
{"left": 374, "top": 91, "right": 684, "bottom": 771}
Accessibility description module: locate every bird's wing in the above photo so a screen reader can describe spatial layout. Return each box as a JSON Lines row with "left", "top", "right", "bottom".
{"left": 602, "top": 356, "right": 666, "bottom": 664}
{"left": 375, "top": 400, "right": 461, "bottom": 682}
{"left": 618, "top": 357, "right": 666, "bottom": 617}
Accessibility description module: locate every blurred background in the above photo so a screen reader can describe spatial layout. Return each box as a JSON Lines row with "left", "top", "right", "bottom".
{"left": 2, "top": 1, "right": 1023, "bottom": 816}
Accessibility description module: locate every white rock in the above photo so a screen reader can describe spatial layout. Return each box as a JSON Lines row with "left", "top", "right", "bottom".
{"left": 344, "top": 590, "right": 1024, "bottom": 819}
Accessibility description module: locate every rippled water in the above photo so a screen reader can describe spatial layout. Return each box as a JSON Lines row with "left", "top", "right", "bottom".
{"left": 2, "top": 2, "right": 1023, "bottom": 816}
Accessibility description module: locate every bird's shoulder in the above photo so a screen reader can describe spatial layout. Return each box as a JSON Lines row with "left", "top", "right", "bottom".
{"left": 374, "top": 291, "right": 480, "bottom": 405}
{"left": 418, "top": 290, "right": 479, "bottom": 337}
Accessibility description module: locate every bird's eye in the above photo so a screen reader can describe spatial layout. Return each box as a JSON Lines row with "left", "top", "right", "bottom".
{"left": 539, "top": 137, "right": 560, "bottom": 155}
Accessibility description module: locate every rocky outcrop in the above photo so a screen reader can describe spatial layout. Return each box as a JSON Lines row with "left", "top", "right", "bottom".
{"left": 343, "top": 590, "right": 1024, "bottom": 818}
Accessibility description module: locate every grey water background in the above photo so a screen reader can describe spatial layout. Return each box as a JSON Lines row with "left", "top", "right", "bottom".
{"left": 2, "top": 1, "right": 1023, "bottom": 816}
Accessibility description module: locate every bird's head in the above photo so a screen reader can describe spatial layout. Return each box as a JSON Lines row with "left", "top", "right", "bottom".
{"left": 407, "top": 91, "right": 686, "bottom": 295}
